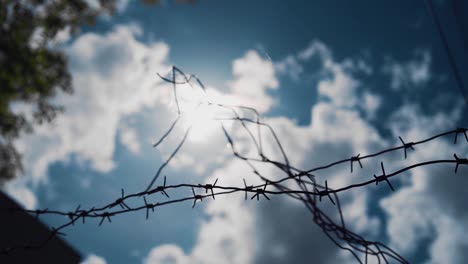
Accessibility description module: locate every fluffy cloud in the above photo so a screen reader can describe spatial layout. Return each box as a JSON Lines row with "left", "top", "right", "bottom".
{"left": 84, "top": 0, "right": 129, "bottom": 13}
{"left": 382, "top": 49, "right": 431, "bottom": 90}
{"left": 275, "top": 55, "right": 304, "bottom": 81}
{"left": 144, "top": 40, "right": 468, "bottom": 264}
{"left": 298, "top": 40, "right": 332, "bottom": 62}
{"left": 147, "top": 49, "right": 282, "bottom": 177}
{"left": 380, "top": 104, "right": 468, "bottom": 263}
{"left": 228, "top": 50, "right": 279, "bottom": 113}
{"left": 119, "top": 124, "right": 141, "bottom": 155}
{"left": 276, "top": 40, "right": 379, "bottom": 113}
{"left": 145, "top": 41, "right": 389, "bottom": 264}
{"left": 144, "top": 245, "right": 189, "bottom": 264}
{"left": 145, "top": 104, "right": 384, "bottom": 264}
{"left": 14, "top": 24, "right": 170, "bottom": 183}
{"left": 14, "top": 21, "right": 468, "bottom": 264}
{"left": 143, "top": 158, "right": 257, "bottom": 264}
{"left": 361, "top": 92, "right": 381, "bottom": 119}
{"left": 316, "top": 60, "right": 360, "bottom": 108}
{"left": 4, "top": 181, "right": 37, "bottom": 210}
{"left": 81, "top": 254, "right": 107, "bottom": 264}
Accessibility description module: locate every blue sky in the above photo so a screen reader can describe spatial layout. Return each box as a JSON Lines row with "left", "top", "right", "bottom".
{"left": 5, "top": 0, "right": 468, "bottom": 263}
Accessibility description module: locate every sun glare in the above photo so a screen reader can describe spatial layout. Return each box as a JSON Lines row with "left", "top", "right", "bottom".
{"left": 181, "top": 103, "right": 220, "bottom": 143}
{"left": 173, "top": 81, "right": 224, "bottom": 143}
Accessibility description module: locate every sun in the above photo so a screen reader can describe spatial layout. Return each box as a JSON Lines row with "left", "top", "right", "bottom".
{"left": 180, "top": 103, "right": 220, "bottom": 143}
{"left": 173, "top": 81, "right": 231, "bottom": 144}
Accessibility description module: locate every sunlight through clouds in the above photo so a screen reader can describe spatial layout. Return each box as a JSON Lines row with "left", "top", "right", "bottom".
{"left": 5, "top": 3, "right": 467, "bottom": 262}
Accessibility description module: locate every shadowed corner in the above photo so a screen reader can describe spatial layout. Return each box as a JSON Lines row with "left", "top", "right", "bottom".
{"left": 0, "top": 191, "right": 82, "bottom": 263}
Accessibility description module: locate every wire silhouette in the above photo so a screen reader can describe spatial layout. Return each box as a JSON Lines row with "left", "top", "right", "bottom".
{"left": 425, "top": 0, "right": 468, "bottom": 108}
{"left": 1, "top": 67, "right": 467, "bottom": 263}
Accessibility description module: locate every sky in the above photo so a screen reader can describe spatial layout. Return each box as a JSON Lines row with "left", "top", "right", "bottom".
{"left": 5, "top": 0, "right": 468, "bottom": 263}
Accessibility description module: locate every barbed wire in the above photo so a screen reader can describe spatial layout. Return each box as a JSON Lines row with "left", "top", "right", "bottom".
{"left": 1, "top": 66, "right": 467, "bottom": 263}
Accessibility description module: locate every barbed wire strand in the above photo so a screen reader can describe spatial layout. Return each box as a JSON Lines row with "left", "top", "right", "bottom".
{"left": 1, "top": 67, "right": 467, "bottom": 263}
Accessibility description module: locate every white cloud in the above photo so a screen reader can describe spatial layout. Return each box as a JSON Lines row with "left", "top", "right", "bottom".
{"left": 29, "top": 27, "right": 45, "bottom": 49}
{"left": 228, "top": 50, "right": 279, "bottom": 113}
{"left": 81, "top": 254, "right": 107, "bottom": 264}
{"left": 380, "top": 188, "right": 436, "bottom": 254}
{"left": 148, "top": 99, "right": 386, "bottom": 263}
{"left": 144, "top": 245, "right": 189, "bottom": 264}
{"left": 276, "top": 40, "right": 376, "bottom": 111}
{"left": 382, "top": 49, "right": 431, "bottom": 90}
{"left": 84, "top": 0, "right": 101, "bottom": 11}
{"left": 275, "top": 55, "right": 303, "bottom": 81}
{"left": 428, "top": 215, "right": 468, "bottom": 264}
{"left": 54, "top": 26, "right": 71, "bottom": 44}
{"left": 84, "top": 0, "right": 129, "bottom": 13}
{"left": 298, "top": 41, "right": 332, "bottom": 62}
{"left": 4, "top": 181, "right": 37, "bottom": 210}
{"left": 380, "top": 103, "right": 468, "bottom": 263}
{"left": 356, "top": 59, "right": 373, "bottom": 75}
{"left": 16, "top": 21, "right": 468, "bottom": 264}
{"left": 15, "top": 27, "right": 285, "bottom": 196}
{"left": 317, "top": 62, "right": 360, "bottom": 108}
{"left": 15, "top": 24, "right": 170, "bottom": 183}
{"left": 146, "top": 41, "right": 388, "bottom": 264}
{"left": 116, "top": 0, "right": 130, "bottom": 12}
{"left": 119, "top": 124, "right": 141, "bottom": 154}
{"left": 143, "top": 157, "right": 258, "bottom": 264}
{"left": 362, "top": 92, "right": 381, "bottom": 119}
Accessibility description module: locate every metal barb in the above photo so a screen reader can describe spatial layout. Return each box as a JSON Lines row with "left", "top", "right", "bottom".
{"left": 192, "top": 188, "right": 203, "bottom": 208}
{"left": 454, "top": 128, "right": 468, "bottom": 144}
{"left": 114, "top": 189, "right": 131, "bottom": 210}
{"left": 243, "top": 178, "right": 254, "bottom": 200}
{"left": 99, "top": 212, "right": 113, "bottom": 226}
{"left": 373, "top": 162, "right": 395, "bottom": 191}
{"left": 149, "top": 176, "right": 170, "bottom": 198}
{"left": 143, "top": 197, "right": 155, "bottom": 220}
{"left": 316, "top": 180, "right": 335, "bottom": 205}
{"left": 6, "top": 68, "right": 465, "bottom": 263}
{"left": 454, "top": 153, "right": 468, "bottom": 173}
{"left": 34, "top": 208, "right": 48, "bottom": 219}
{"left": 251, "top": 181, "right": 270, "bottom": 201}
{"left": 399, "top": 136, "right": 415, "bottom": 159}
{"left": 199, "top": 178, "right": 218, "bottom": 200}
{"left": 351, "top": 154, "right": 363, "bottom": 173}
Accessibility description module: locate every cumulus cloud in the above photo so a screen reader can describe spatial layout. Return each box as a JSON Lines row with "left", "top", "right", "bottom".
{"left": 85, "top": 0, "right": 129, "bottom": 13}
{"left": 15, "top": 21, "right": 467, "bottom": 264}
{"left": 228, "top": 50, "right": 279, "bottom": 113}
{"left": 380, "top": 103, "right": 468, "bottom": 263}
{"left": 298, "top": 41, "right": 332, "bottom": 62}
{"left": 144, "top": 245, "right": 189, "bottom": 264}
{"left": 362, "top": 92, "right": 381, "bottom": 119}
{"left": 14, "top": 24, "right": 170, "bottom": 183}
{"left": 275, "top": 40, "right": 379, "bottom": 112}
{"left": 145, "top": 102, "right": 385, "bottom": 263}
{"left": 148, "top": 49, "right": 283, "bottom": 177}
{"left": 81, "top": 254, "right": 107, "bottom": 264}
{"left": 316, "top": 62, "right": 360, "bottom": 108}
{"left": 119, "top": 124, "right": 141, "bottom": 155}
{"left": 143, "top": 159, "right": 257, "bottom": 264}
{"left": 15, "top": 27, "right": 285, "bottom": 207}
{"left": 4, "top": 181, "right": 37, "bottom": 210}
{"left": 275, "top": 55, "right": 303, "bottom": 81}
{"left": 382, "top": 49, "right": 431, "bottom": 90}
{"left": 145, "top": 41, "right": 388, "bottom": 264}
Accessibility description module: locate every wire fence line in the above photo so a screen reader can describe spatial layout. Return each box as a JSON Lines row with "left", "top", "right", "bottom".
{"left": 1, "top": 67, "right": 467, "bottom": 263}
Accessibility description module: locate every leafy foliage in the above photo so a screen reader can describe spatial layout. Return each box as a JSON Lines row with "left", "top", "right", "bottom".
{"left": 0, "top": 0, "right": 116, "bottom": 184}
